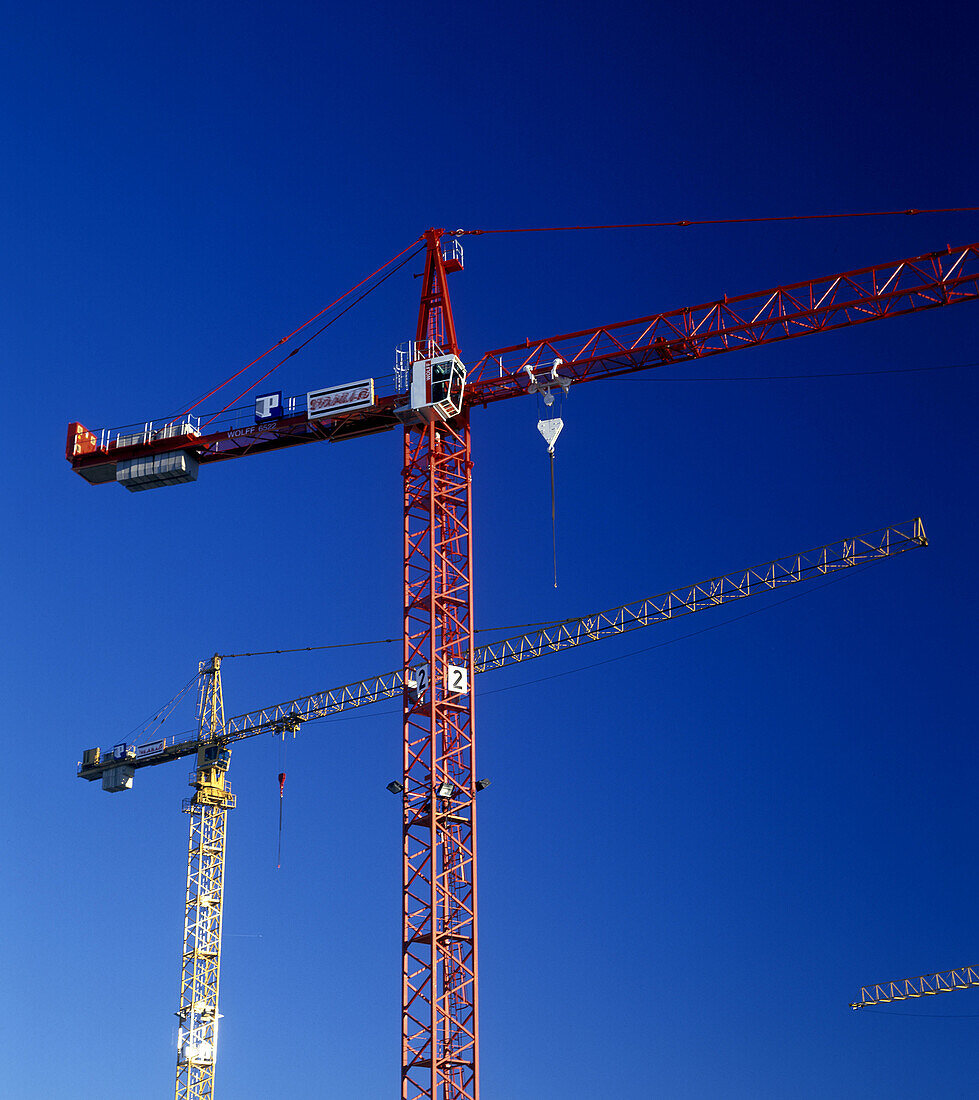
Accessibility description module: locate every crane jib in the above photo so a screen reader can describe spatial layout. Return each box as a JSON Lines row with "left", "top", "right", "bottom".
{"left": 66, "top": 241, "right": 979, "bottom": 489}
{"left": 76, "top": 518, "right": 926, "bottom": 787}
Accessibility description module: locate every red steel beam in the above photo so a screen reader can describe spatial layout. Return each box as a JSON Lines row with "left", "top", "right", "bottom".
{"left": 67, "top": 241, "right": 979, "bottom": 480}
{"left": 402, "top": 232, "right": 479, "bottom": 1100}
{"left": 463, "top": 242, "right": 979, "bottom": 404}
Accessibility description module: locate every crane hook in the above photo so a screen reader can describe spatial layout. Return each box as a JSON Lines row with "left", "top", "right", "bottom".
{"left": 276, "top": 772, "right": 286, "bottom": 869}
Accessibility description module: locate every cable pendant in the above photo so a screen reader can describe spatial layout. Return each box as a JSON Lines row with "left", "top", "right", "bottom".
{"left": 276, "top": 771, "right": 286, "bottom": 869}
{"left": 550, "top": 449, "right": 558, "bottom": 588}
{"left": 537, "top": 418, "right": 563, "bottom": 587}
{"left": 276, "top": 732, "right": 288, "bottom": 870}
{"left": 530, "top": 361, "right": 569, "bottom": 590}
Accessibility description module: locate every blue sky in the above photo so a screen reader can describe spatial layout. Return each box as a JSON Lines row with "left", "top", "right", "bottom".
{"left": 3, "top": 2, "right": 979, "bottom": 1097}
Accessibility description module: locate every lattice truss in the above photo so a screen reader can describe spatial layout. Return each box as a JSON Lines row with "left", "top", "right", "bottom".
{"left": 402, "top": 414, "right": 479, "bottom": 1100}
{"left": 175, "top": 662, "right": 235, "bottom": 1100}
{"left": 466, "top": 245, "right": 979, "bottom": 401}
{"left": 476, "top": 519, "right": 927, "bottom": 667}
{"left": 65, "top": 241, "right": 979, "bottom": 468}
{"left": 851, "top": 965, "right": 979, "bottom": 1008}
{"left": 110, "top": 520, "right": 925, "bottom": 767}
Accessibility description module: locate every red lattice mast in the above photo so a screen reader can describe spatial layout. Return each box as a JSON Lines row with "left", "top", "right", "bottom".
{"left": 401, "top": 229, "right": 479, "bottom": 1099}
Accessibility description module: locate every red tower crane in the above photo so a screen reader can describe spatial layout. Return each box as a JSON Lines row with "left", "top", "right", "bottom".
{"left": 67, "top": 232, "right": 979, "bottom": 1100}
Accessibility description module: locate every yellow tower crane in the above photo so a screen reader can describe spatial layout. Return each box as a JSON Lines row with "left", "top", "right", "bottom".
{"left": 78, "top": 519, "right": 927, "bottom": 1099}
{"left": 174, "top": 657, "right": 233, "bottom": 1100}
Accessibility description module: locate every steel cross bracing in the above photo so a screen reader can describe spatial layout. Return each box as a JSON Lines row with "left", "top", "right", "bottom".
{"left": 464, "top": 243, "right": 979, "bottom": 402}
{"left": 473, "top": 518, "right": 928, "bottom": 669}
{"left": 850, "top": 965, "right": 979, "bottom": 1009}
{"left": 175, "top": 657, "right": 235, "bottom": 1100}
{"left": 75, "top": 519, "right": 927, "bottom": 781}
{"left": 66, "top": 242, "right": 979, "bottom": 473}
{"left": 401, "top": 232, "right": 478, "bottom": 1100}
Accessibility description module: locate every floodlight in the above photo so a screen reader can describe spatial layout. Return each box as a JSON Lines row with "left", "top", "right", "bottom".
{"left": 386, "top": 780, "right": 404, "bottom": 794}
{"left": 437, "top": 781, "right": 455, "bottom": 799}
{"left": 475, "top": 778, "right": 491, "bottom": 792}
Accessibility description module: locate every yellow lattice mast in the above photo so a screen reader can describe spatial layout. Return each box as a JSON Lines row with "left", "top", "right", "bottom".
{"left": 175, "top": 656, "right": 235, "bottom": 1100}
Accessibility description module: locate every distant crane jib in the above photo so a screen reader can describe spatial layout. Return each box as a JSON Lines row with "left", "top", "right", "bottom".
{"left": 78, "top": 518, "right": 925, "bottom": 778}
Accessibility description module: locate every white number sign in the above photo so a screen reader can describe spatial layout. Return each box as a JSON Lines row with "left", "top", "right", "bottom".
{"left": 407, "top": 664, "right": 429, "bottom": 699}
{"left": 445, "top": 664, "right": 469, "bottom": 695}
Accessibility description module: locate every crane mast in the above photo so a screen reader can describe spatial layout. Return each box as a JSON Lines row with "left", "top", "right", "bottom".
{"left": 401, "top": 230, "right": 479, "bottom": 1099}
{"left": 175, "top": 656, "right": 234, "bottom": 1100}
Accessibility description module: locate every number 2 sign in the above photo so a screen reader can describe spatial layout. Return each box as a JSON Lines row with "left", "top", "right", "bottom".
{"left": 445, "top": 664, "right": 469, "bottom": 695}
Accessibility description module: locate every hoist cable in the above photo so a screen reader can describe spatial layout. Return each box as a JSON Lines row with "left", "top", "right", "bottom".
{"left": 219, "top": 525, "right": 916, "bottom": 660}
{"left": 221, "top": 639, "right": 399, "bottom": 659}
{"left": 550, "top": 450, "right": 558, "bottom": 589}
{"left": 310, "top": 557, "right": 886, "bottom": 731}
{"left": 126, "top": 674, "right": 198, "bottom": 738}
{"left": 455, "top": 206, "right": 979, "bottom": 236}
{"left": 178, "top": 236, "right": 424, "bottom": 419}
{"left": 201, "top": 242, "right": 426, "bottom": 426}
{"left": 613, "top": 360, "right": 979, "bottom": 383}
{"left": 220, "top": 608, "right": 588, "bottom": 657}
{"left": 857, "top": 1006, "right": 979, "bottom": 1018}
{"left": 276, "top": 769, "right": 286, "bottom": 870}
{"left": 474, "top": 559, "right": 884, "bottom": 698}
{"left": 153, "top": 554, "right": 895, "bottom": 743}
{"left": 220, "top": 606, "right": 652, "bottom": 658}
